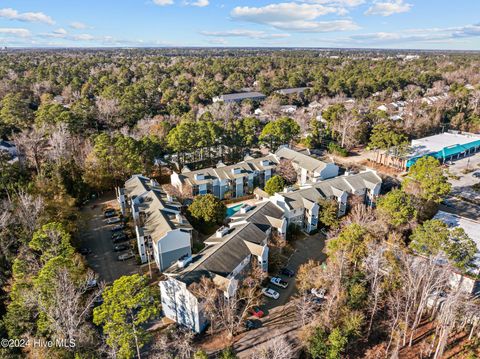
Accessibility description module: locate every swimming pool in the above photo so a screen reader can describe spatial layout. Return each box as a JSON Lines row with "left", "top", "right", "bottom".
{"left": 226, "top": 203, "right": 244, "bottom": 217}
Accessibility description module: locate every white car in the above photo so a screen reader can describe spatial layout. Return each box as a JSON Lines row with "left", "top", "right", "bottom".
{"left": 311, "top": 288, "right": 327, "bottom": 299}
{"left": 118, "top": 251, "right": 134, "bottom": 261}
{"left": 262, "top": 287, "right": 280, "bottom": 300}
{"left": 270, "top": 277, "right": 288, "bottom": 289}
{"left": 107, "top": 217, "right": 121, "bottom": 224}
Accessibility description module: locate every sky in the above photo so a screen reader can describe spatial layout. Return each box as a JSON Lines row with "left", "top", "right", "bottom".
{"left": 0, "top": 0, "right": 479, "bottom": 50}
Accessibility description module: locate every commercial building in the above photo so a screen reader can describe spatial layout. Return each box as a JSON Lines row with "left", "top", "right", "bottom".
{"left": 159, "top": 201, "right": 286, "bottom": 332}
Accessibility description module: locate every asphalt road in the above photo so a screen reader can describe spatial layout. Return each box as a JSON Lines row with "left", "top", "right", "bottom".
{"left": 440, "top": 196, "right": 480, "bottom": 221}
{"left": 263, "top": 232, "right": 327, "bottom": 310}
{"left": 78, "top": 194, "right": 139, "bottom": 283}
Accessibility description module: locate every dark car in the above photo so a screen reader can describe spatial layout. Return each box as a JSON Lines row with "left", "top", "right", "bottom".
{"left": 112, "top": 233, "right": 128, "bottom": 243}
{"left": 111, "top": 224, "right": 126, "bottom": 232}
{"left": 114, "top": 243, "right": 131, "bottom": 252}
{"left": 473, "top": 172, "right": 480, "bottom": 178}
{"left": 280, "top": 267, "right": 295, "bottom": 277}
{"left": 244, "top": 319, "right": 261, "bottom": 331}
{"left": 79, "top": 247, "right": 91, "bottom": 255}
{"left": 104, "top": 209, "right": 116, "bottom": 218}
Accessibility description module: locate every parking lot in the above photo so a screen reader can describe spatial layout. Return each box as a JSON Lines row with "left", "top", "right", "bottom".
{"left": 446, "top": 153, "right": 480, "bottom": 204}
{"left": 262, "top": 232, "right": 327, "bottom": 311}
{"left": 77, "top": 194, "right": 140, "bottom": 283}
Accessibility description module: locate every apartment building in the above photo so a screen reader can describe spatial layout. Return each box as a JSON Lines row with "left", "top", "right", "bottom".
{"left": 270, "top": 171, "right": 382, "bottom": 233}
{"left": 117, "top": 175, "right": 193, "bottom": 270}
{"left": 159, "top": 201, "right": 286, "bottom": 332}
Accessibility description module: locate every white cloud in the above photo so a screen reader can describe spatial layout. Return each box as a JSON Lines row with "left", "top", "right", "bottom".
{"left": 231, "top": 2, "right": 359, "bottom": 32}
{"left": 153, "top": 0, "right": 174, "bottom": 5}
{"left": 201, "top": 29, "right": 290, "bottom": 39}
{"left": 0, "top": 27, "right": 31, "bottom": 37}
{"left": 0, "top": 8, "right": 54, "bottom": 25}
{"left": 190, "top": 0, "right": 209, "bottom": 7}
{"left": 365, "top": 0, "right": 412, "bottom": 16}
{"left": 70, "top": 21, "right": 88, "bottom": 29}
{"left": 72, "top": 34, "right": 95, "bottom": 41}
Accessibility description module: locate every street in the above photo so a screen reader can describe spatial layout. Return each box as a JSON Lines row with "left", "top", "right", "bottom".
{"left": 77, "top": 194, "right": 140, "bottom": 283}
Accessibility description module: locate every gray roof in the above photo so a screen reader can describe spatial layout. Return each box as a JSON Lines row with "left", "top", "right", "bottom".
{"left": 217, "top": 92, "right": 266, "bottom": 101}
{"left": 280, "top": 171, "right": 382, "bottom": 210}
{"left": 275, "top": 147, "right": 329, "bottom": 173}
{"left": 230, "top": 201, "right": 284, "bottom": 233}
{"left": 276, "top": 87, "right": 310, "bottom": 95}
{"left": 169, "top": 222, "right": 265, "bottom": 285}
{"left": 124, "top": 175, "right": 153, "bottom": 199}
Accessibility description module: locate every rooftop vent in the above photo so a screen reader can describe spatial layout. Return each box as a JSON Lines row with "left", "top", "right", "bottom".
{"left": 216, "top": 226, "right": 230, "bottom": 238}
{"left": 194, "top": 173, "right": 205, "bottom": 181}
{"left": 177, "top": 255, "right": 192, "bottom": 269}
{"left": 239, "top": 204, "right": 253, "bottom": 214}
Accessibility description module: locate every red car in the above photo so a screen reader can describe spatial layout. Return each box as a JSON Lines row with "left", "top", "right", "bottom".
{"left": 250, "top": 306, "right": 264, "bottom": 318}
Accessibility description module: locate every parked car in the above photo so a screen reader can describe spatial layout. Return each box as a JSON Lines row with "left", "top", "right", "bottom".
{"left": 104, "top": 209, "right": 116, "bottom": 218}
{"left": 280, "top": 267, "right": 295, "bottom": 277}
{"left": 311, "top": 288, "right": 327, "bottom": 299}
{"left": 118, "top": 251, "right": 134, "bottom": 261}
{"left": 250, "top": 306, "right": 264, "bottom": 318}
{"left": 270, "top": 277, "right": 288, "bottom": 289}
{"left": 111, "top": 224, "right": 126, "bottom": 232}
{"left": 473, "top": 172, "right": 480, "bottom": 178}
{"left": 244, "top": 319, "right": 261, "bottom": 331}
{"left": 114, "top": 243, "right": 131, "bottom": 252}
{"left": 112, "top": 233, "right": 128, "bottom": 243}
{"left": 107, "top": 217, "right": 121, "bottom": 224}
{"left": 86, "top": 279, "right": 97, "bottom": 289}
{"left": 79, "top": 247, "right": 91, "bottom": 255}
{"left": 262, "top": 287, "right": 280, "bottom": 300}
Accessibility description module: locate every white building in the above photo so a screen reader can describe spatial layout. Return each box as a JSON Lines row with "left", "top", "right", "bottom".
{"left": 159, "top": 201, "right": 286, "bottom": 332}
{"left": 117, "top": 175, "right": 192, "bottom": 270}
{"left": 275, "top": 147, "right": 339, "bottom": 185}
{"left": 270, "top": 171, "right": 382, "bottom": 233}
{"left": 171, "top": 154, "right": 278, "bottom": 200}
{"left": 213, "top": 92, "right": 266, "bottom": 103}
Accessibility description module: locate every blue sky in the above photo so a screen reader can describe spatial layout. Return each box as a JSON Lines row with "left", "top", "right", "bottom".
{"left": 0, "top": 0, "right": 479, "bottom": 49}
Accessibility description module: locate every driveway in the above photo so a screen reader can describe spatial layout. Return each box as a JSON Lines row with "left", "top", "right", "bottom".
{"left": 77, "top": 194, "right": 140, "bottom": 283}
{"left": 263, "top": 233, "right": 327, "bottom": 311}
{"left": 234, "top": 300, "right": 303, "bottom": 358}
{"left": 440, "top": 196, "right": 480, "bottom": 221}
{"left": 446, "top": 153, "right": 480, "bottom": 203}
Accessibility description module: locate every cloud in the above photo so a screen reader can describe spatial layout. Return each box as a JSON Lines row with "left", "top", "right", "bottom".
{"left": 365, "top": 0, "right": 412, "bottom": 16}
{"left": 189, "top": 0, "right": 209, "bottom": 7}
{"left": 0, "top": 8, "right": 54, "bottom": 25}
{"left": 0, "top": 27, "right": 31, "bottom": 37}
{"left": 231, "top": 2, "right": 359, "bottom": 32}
{"left": 70, "top": 21, "right": 88, "bottom": 29}
{"left": 153, "top": 0, "right": 174, "bottom": 5}
{"left": 200, "top": 29, "right": 290, "bottom": 39}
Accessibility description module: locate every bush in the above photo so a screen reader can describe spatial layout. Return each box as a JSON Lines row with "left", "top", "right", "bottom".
{"left": 327, "top": 142, "right": 348, "bottom": 157}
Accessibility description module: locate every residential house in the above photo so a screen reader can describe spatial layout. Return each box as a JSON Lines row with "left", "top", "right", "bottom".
{"left": 213, "top": 92, "right": 266, "bottom": 103}
{"left": 117, "top": 175, "right": 192, "bottom": 270}
{"left": 270, "top": 171, "right": 382, "bottom": 233}
{"left": 275, "top": 147, "right": 339, "bottom": 185}
{"left": 275, "top": 87, "right": 310, "bottom": 96}
{"left": 170, "top": 154, "right": 278, "bottom": 200}
{"left": 159, "top": 201, "right": 286, "bottom": 332}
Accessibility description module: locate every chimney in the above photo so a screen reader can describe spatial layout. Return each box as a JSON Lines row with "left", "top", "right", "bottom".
{"left": 216, "top": 226, "right": 230, "bottom": 238}
{"left": 177, "top": 255, "right": 192, "bottom": 268}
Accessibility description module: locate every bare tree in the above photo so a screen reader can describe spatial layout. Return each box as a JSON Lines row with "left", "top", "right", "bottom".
{"left": 14, "top": 126, "right": 48, "bottom": 174}
{"left": 250, "top": 335, "right": 295, "bottom": 359}
{"left": 13, "top": 191, "right": 44, "bottom": 237}
{"left": 149, "top": 327, "right": 195, "bottom": 359}
{"left": 95, "top": 96, "right": 120, "bottom": 129}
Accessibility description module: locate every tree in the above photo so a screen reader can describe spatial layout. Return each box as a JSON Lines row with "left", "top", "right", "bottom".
{"left": 368, "top": 123, "right": 408, "bottom": 151}
{"left": 276, "top": 159, "right": 297, "bottom": 185}
{"left": 93, "top": 274, "right": 159, "bottom": 359}
{"left": 188, "top": 194, "right": 226, "bottom": 227}
{"left": 29, "top": 222, "right": 75, "bottom": 263}
{"left": 0, "top": 93, "right": 33, "bottom": 132}
{"left": 409, "top": 219, "right": 477, "bottom": 272}
{"left": 327, "top": 224, "right": 371, "bottom": 267}
{"left": 402, "top": 156, "right": 451, "bottom": 203}
{"left": 259, "top": 117, "right": 300, "bottom": 149}
{"left": 376, "top": 189, "right": 417, "bottom": 227}
{"left": 318, "top": 199, "right": 340, "bottom": 229}
{"left": 264, "top": 175, "right": 285, "bottom": 195}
